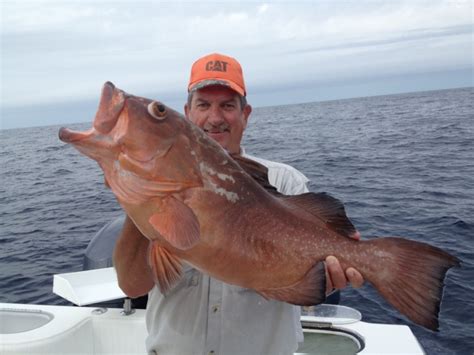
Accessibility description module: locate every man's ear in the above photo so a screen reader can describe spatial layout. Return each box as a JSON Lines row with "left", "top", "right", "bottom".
{"left": 243, "top": 104, "right": 252, "bottom": 127}
{"left": 184, "top": 104, "right": 190, "bottom": 120}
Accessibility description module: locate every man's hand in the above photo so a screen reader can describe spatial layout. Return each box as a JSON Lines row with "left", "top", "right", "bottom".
{"left": 324, "top": 230, "right": 364, "bottom": 294}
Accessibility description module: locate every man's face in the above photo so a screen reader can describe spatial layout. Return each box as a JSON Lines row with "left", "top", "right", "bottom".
{"left": 185, "top": 85, "right": 252, "bottom": 155}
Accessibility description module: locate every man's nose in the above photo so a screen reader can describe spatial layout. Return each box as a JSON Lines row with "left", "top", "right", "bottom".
{"left": 207, "top": 105, "right": 224, "bottom": 125}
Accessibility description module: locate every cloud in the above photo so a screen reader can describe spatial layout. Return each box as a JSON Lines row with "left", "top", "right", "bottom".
{"left": 258, "top": 3, "right": 269, "bottom": 14}
{"left": 1, "top": 0, "right": 472, "bottom": 113}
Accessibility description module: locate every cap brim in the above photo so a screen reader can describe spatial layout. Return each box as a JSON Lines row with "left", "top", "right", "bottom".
{"left": 189, "top": 79, "right": 245, "bottom": 97}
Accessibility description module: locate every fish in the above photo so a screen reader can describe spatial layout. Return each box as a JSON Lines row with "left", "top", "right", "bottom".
{"left": 58, "top": 82, "right": 460, "bottom": 331}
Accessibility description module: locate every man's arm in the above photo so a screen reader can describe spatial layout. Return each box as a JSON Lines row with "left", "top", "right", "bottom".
{"left": 113, "top": 215, "right": 155, "bottom": 298}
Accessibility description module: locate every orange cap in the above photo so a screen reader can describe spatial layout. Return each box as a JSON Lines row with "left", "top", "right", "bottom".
{"left": 188, "top": 53, "right": 246, "bottom": 96}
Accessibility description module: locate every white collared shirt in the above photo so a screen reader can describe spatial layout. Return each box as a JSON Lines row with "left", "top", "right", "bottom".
{"left": 146, "top": 153, "right": 310, "bottom": 355}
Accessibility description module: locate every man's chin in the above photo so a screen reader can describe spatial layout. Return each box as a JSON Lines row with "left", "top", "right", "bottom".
{"left": 207, "top": 132, "right": 228, "bottom": 146}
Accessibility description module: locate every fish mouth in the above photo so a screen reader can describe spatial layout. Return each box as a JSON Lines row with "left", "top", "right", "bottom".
{"left": 59, "top": 126, "right": 117, "bottom": 162}
{"left": 58, "top": 127, "right": 94, "bottom": 143}
{"left": 93, "top": 82, "right": 126, "bottom": 134}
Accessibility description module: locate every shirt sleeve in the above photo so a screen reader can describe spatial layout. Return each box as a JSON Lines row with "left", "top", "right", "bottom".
{"left": 268, "top": 165, "right": 310, "bottom": 195}
{"left": 241, "top": 151, "right": 310, "bottom": 196}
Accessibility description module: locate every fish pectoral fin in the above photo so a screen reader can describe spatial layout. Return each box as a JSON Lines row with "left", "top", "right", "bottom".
{"left": 284, "top": 192, "right": 358, "bottom": 239}
{"left": 257, "top": 262, "right": 326, "bottom": 306}
{"left": 148, "top": 198, "right": 200, "bottom": 250}
{"left": 148, "top": 242, "right": 184, "bottom": 294}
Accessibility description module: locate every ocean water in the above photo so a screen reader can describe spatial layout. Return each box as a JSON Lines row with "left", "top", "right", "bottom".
{"left": 1, "top": 87, "right": 473, "bottom": 354}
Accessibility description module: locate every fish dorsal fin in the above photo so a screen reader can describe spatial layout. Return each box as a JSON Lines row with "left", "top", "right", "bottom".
{"left": 148, "top": 197, "right": 200, "bottom": 250}
{"left": 148, "top": 242, "right": 183, "bottom": 294}
{"left": 283, "top": 192, "right": 357, "bottom": 239}
{"left": 231, "top": 154, "right": 279, "bottom": 194}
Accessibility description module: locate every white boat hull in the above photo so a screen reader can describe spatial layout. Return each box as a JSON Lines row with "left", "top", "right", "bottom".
{"left": 1, "top": 302, "right": 424, "bottom": 355}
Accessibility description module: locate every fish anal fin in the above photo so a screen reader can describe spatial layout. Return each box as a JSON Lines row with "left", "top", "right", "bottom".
{"left": 284, "top": 192, "right": 357, "bottom": 239}
{"left": 148, "top": 198, "right": 200, "bottom": 250}
{"left": 258, "top": 262, "right": 326, "bottom": 306}
{"left": 148, "top": 242, "right": 184, "bottom": 294}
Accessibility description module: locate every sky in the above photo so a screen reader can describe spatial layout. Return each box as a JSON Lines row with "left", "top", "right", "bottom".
{"left": 1, "top": 0, "right": 473, "bottom": 129}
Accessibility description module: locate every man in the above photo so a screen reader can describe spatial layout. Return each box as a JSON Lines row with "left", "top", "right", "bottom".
{"left": 114, "top": 53, "right": 364, "bottom": 355}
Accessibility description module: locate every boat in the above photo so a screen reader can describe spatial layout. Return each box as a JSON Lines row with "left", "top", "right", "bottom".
{"left": 0, "top": 217, "right": 426, "bottom": 354}
{"left": 0, "top": 266, "right": 425, "bottom": 354}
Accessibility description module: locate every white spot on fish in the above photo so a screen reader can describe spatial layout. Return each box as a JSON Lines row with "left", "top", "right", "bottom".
{"left": 217, "top": 172, "right": 234, "bottom": 182}
{"left": 199, "top": 162, "right": 235, "bottom": 182}
{"left": 207, "top": 181, "right": 239, "bottom": 203}
{"left": 199, "top": 162, "right": 239, "bottom": 202}
{"left": 373, "top": 250, "right": 389, "bottom": 257}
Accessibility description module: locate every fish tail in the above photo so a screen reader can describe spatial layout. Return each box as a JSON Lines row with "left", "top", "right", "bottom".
{"left": 361, "top": 237, "right": 460, "bottom": 331}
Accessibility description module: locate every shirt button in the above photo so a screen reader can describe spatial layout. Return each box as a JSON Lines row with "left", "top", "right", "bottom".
{"left": 212, "top": 305, "right": 220, "bottom": 313}
{"left": 190, "top": 275, "right": 198, "bottom": 286}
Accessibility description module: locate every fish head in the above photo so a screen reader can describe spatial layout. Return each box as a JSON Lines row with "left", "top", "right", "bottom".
{"left": 59, "top": 82, "right": 177, "bottom": 163}
{"left": 59, "top": 82, "right": 203, "bottom": 202}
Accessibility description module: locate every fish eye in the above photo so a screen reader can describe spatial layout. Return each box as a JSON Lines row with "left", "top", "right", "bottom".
{"left": 147, "top": 101, "right": 167, "bottom": 120}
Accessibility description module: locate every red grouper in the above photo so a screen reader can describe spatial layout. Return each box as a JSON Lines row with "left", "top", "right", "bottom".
{"left": 59, "top": 82, "right": 460, "bottom": 331}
